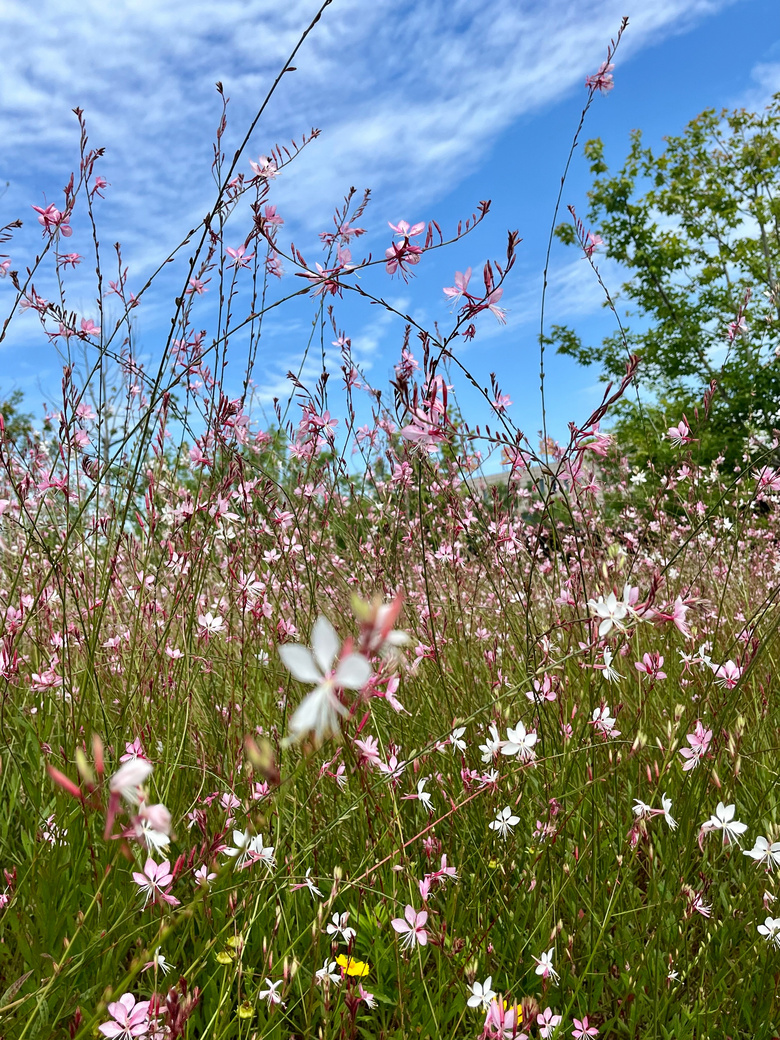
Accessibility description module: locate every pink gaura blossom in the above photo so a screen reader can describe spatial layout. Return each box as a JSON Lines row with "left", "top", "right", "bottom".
{"left": 226, "top": 244, "right": 255, "bottom": 269}
{"left": 585, "top": 61, "right": 614, "bottom": 93}
{"left": 132, "top": 857, "right": 180, "bottom": 908}
{"left": 443, "top": 267, "right": 472, "bottom": 307}
{"left": 634, "top": 652, "right": 666, "bottom": 681}
{"left": 391, "top": 904, "right": 428, "bottom": 949}
{"left": 712, "top": 659, "right": 742, "bottom": 689}
{"left": 679, "top": 719, "right": 712, "bottom": 771}
{"left": 667, "top": 420, "right": 692, "bottom": 446}
{"left": 572, "top": 1015, "right": 599, "bottom": 1038}
{"left": 388, "top": 219, "right": 425, "bottom": 238}
{"left": 98, "top": 993, "right": 152, "bottom": 1038}
{"left": 32, "top": 203, "right": 72, "bottom": 237}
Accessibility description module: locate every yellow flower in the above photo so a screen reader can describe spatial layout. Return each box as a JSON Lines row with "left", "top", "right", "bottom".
{"left": 336, "top": 954, "right": 370, "bottom": 977}
{"left": 238, "top": 1002, "right": 254, "bottom": 1019}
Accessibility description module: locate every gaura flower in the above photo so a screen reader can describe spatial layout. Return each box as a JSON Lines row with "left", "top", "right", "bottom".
{"left": 279, "top": 616, "right": 372, "bottom": 744}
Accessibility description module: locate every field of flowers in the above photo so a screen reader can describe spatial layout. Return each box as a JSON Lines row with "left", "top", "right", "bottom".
{"left": 1, "top": 15, "right": 780, "bottom": 1040}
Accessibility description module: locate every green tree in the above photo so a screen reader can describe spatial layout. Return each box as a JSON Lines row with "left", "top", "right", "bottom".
{"left": 552, "top": 93, "right": 780, "bottom": 467}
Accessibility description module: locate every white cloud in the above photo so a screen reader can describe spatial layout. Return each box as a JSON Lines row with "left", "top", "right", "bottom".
{"left": 0, "top": 0, "right": 744, "bottom": 408}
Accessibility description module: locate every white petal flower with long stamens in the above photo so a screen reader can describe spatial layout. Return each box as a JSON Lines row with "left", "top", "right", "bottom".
{"left": 701, "top": 801, "right": 748, "bottom": 846}
{"left": 744, "top": 836, "right": 780, "bottom": 871}
{"left": 279, "top": 616, "right": 372, "bottom": 744}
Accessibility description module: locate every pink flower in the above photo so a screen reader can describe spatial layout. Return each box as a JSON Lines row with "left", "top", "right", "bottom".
{"left": 572, "top": 1015, "right": 599, "bottom": 1039}
{"left": 583, "top": 232, "right": 603, "bottom": 258}
{"left": 679, "top": 720, "right": 712, "bottom": 771}
{"left": 538, "top": 1007, "right": 563, "bottom": 1038}
{"left": 443, "top": 268, "right": 472, "bottom": 306}
{"left": 667, "top": 420, "right": 692, "bottom": 446}
{"left": 391, "top": 904, "right": 428, "bottom": 949}
{"left": 712, "top": 660, "right": 742, "bottom": 689}
{"left": 585, "top": 61, "right": 614, "bottom": 94}
{"left": 31, "top": 203, "right": 72, "bottom": 237}
{"left": 634, "top": 652, "right": 666, "bottom": 681}
{"left": 98, "top": 993, "right": 152, "bottom": 1038}
{"left": 388, "top": 219, "right": 425, "bottom": 238}
{"left": 226, "top": 245, "right": 255, "bottom": 269}
{"left": 131, "top": 858, "right": 180, "bottom": 908}
{"left": 485, "top": 287, "right": 507, "bottom": 324}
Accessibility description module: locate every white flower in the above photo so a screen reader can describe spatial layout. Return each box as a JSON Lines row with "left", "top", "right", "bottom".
{"left": 701, "top": 801, "right": 748, "bottom": 846}
{"left": 197, "top": 612, "right": 225, "bottom": 635}
{"left": 315, "top": 959, "right": 341, "bottom": 985}
{"left": 758, "top": 916, "right": 780, "bottom": 948}
{"left": 258, "top": 978, "right": 284, "bottom": 1006}
{"left": 591, "top": 704, "right": 620, "bottom": 739}
{"left": 150, "top": 947, "right": 174, "bottom": 976}
{"left": 109, "top": 758, "right": 154, "bottom": 805}
{"left": 489, "top": 806, "right": 520, "bottom": 839}
{"left": 744, "top": 836, "right": 780, "bottom": 871}
{"left": 533, "top": 947, "right": 559, "bottom": 983}
{"left": 479, "top": 724, "right": 503, "bottom": 763}
{"left": 661, "top": 793, "right": 677, "bottom": 831}
{"left": 467, "top": 976, "right": 496, "bottom": 1009}
{"left": 632, "top": 799, "right": 652, "bottom": 818}
{"left": 249, "top": 834, "right": 276, "bottom": 871}
{"left": 587, "top": 590, "right": 629, "bottom": 637}
{"left": 450, "top": 726, "right": 467, "bottom": 753}
{"left": 416, "top": 777, "right": 434, "bottom": 813}
{"left": 326, "top": 911, "right": 356, "bottom": 943}
{"left": 223, "top": 828, "right": 255, "bottom": 868}
{"left": 501, "top": 721, "right": 537, "bottom": 761}
{"left": 279, "top": 616, "right": 372, "bottom": 744}
{"left": 601, "top": 647, "right": 622, "bottom": 683}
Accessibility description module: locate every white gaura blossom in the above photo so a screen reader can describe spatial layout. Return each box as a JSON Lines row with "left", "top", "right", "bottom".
{"left": 279, "top": 616, "right": 372, "bottom": 744}
{"left": 587, "top": 586, "right": 633, "bottom": 637}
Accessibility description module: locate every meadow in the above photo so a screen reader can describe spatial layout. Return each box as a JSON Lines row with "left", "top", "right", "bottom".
{"left": 1, "top": 15, "right": 779, "bottom": 1040}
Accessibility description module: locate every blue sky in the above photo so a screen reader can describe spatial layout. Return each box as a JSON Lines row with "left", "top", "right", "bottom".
{"left": 1, "top": 0, "right": 779, "bottom": 454}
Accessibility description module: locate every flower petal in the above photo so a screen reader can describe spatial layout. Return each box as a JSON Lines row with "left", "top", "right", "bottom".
{"left": 278, "top": 644, "right": 321, "bottom": 684}
{"left": 334, "top": 653, "right": 372, "bottom": 690}
{"left": 311, "top": 616, "right": 340, "bottom": 674}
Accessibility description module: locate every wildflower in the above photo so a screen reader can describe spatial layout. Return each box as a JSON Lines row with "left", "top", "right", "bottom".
{"left": 279, "top": 616, "right": 372, "bottom": 744}
{"left": 336, "top": 953, "right": 370, "bottom": 976}
{"left": 315, "top": 959, "right": 341, "bottom": 985}
{"left": 587, "top": 591, "right": 628, "bottom": 637}
{"left": 667, "top": 420, "right": 692, "bottom": 446}
{"left": 701, "top": 801, "right": 748, "bottom": 846}
{"left": 744, "top": 836, "right": 780, "bottom": 871}
{"left": 132, "top": 858, "right": 179, "bottom": 908}
{"left": 443, "top": 268, "right": 472, "bottom": 307}
{"left": 290, "top": 867, "right": 323, "bottom": 898}
{"left": 590, "top": 704, "right": 620, "bottom": 740}
{"left": 538, "top": 1007, "right": 563, "bottom": 1038}
{"left": 757, "top": 916, "right": 780, "bottom": 948}
{"left": 226, "top": 244, "right": 255, "bottom": 269}
{"left": 144, "top": 947, "right": 174, "bottom": 976}
{"left": 679, "top": 720, "right": 712, "bottom": 771}
{"left": 479, "top": 724, "right": 504, "bottom": 762}
{"left": 712, "top": 660, "right": 742, "bottom": 689}
{"left": 484, "top": 997, "right": 525, "bottom": 1039}
{"left": 585, "top": 61, "right": 614, "bottom": 93}
{"left": 467, "top": 976, "right": 496, "bottom": 1009}
{"left": 501, "top": 721, "right": 537, "bottom": 761}
{"left": 691, "top": 893, "right": 711, "bottom": 918}
{"left": 661, "top": 794, "right": 677, "bottom": 830}
{"left": 450, "top": 726, "right": 467, "bottom": 753}
{"left": 258, "top": 979, "right": 284, "bottom": 1007}
{"left": 572, "top": 1016, "right": 599, "bottom": 1039}
{"left": 598, "top": 647, "right": 622, "bottom": 683}
{"left": 359, "top": 983, "right": 376, "bottom": 1007}
{"left": 223, "top": 829, "right": 256, "bottom": 869}
{"left": 98, "top": 993, "right": 152, "bottom": 1038}
{"left": 489, "top": 806, "right": 520, "bottom": 839}
{"left": 109, "top": 758, "right": 153, "bottom": 805}
{"left": 197, "top": 612, "right": 225, "bottom": 636}
{"left": 326, "top": 911, "right": 356, "bottom": 943}
{"left": 194, "top": 864, "right": 216, "bottom": 887}
{"left": 534, "top": 947, "right": 559, "bottom": 983}
{"left": 391, "top": 904, "right": 428, "bottom": 949}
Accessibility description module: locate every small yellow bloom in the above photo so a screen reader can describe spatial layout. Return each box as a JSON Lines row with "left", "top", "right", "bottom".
{"left": 216, "top": 950, "right": 235, "bottom": 964}
{"left": 336, "top": 954, "right": 370, "bottom": 977}
{"left": 238, "top": 1002, "right": 254, "bottom": 1019}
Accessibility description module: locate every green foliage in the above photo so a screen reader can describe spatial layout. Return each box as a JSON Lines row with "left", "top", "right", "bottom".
{"left": 552, "top": 93, "right": 780, "bottom": 467}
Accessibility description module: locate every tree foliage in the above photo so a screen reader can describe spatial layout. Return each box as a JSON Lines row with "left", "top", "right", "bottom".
{"left": 552, "top": 93, "right": 780, "bottom": 465}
